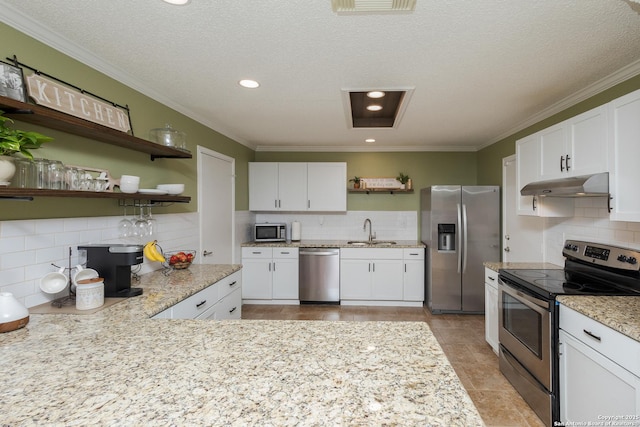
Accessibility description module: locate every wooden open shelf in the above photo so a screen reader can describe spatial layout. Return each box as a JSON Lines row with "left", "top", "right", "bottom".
{"left": 0, "top": 95, "right": 191, "bottom": 160}
{"left": 0, "top": 188, "right": 190, "bottom": 203}
{"left": 349, "top": 188, "right": 414, "bottom": 194}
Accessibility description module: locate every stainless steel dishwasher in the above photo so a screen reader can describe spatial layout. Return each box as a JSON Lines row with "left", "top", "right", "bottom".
{"left": 299, "top": 248, "right": 340, "bottom": 303}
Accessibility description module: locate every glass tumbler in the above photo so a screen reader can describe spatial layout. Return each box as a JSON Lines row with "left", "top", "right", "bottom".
{"left": 12, "top": 158, "right": 35, "bottom": 188}
{"left": 48, "top": 160, "right": 65, "bottom": 190}
{"left": 33, "top": 158, "right": 50, "bottom": 189}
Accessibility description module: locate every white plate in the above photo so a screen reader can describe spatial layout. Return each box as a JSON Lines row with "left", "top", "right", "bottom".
{"left": 138, "top": 189, "right": 168, "bottom": 195}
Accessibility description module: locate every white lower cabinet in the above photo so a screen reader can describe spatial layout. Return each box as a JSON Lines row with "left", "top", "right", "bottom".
{"left": 559, "top": 304, "right": 640, "bottom": 423}
{"left": 484, "top": 267, "right": 499, "bottom": 354}
{"left": 340, "top": 248, "right": 423, "bottom": 306}
{"left": 403, "top": 249, "right": 425, "bottom": 302}
{"left": 152, "top": 270, "right": 242, "bottom": 320}
{"left": 241, "top": 247, "right": 299, "bottom": 302}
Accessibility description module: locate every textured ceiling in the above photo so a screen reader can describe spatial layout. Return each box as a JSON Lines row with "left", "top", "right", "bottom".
{"left": 1, "top": 0, "right": 640, "bottom": 151}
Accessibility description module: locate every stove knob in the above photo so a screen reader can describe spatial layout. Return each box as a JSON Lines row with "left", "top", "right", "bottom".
{"left": 628, "top": 257, "right": 637, "bottom": 265}
{"left": 564, "top": 244, "right": 578, "bottom": 252}
{"left": 618, "top": 255, "right": 628, "bottom": 263}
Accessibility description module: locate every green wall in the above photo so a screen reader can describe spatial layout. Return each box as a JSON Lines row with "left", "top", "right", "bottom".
{"left": 255, "top": 151, "right": 478, "bottom": 211}
{"left": 0, "top": 23, "right": 254, "bottom": 220}
{"left": 477, "top": 74, "right": 640, "bottom": 185}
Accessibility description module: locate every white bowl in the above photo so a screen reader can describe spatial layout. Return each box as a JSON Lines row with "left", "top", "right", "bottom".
{"left": 120, "top": 183, "right": 139, "bottom": 194}
{"left": 40, "top": 272, "right": 68, "bottom": 294}
{"left": 72, "top": 267, "right": 99, "bottom": 289}
{"left": 156, "top": 184, "right": 184, "bottom": 195}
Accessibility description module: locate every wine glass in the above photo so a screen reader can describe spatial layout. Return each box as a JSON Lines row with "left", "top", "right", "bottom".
{"left": 133, "top": 206, "right": 150, "bottom": 240}
{"left": 144, "top": 205, "right": 158, "bottom": 237}
{"left": 118, "top": 206, "right": 133, "bottom": 238}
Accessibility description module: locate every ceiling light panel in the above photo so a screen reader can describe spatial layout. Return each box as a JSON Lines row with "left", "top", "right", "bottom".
{"left": 332, "top": 0, "right": 416, "bottom": 13}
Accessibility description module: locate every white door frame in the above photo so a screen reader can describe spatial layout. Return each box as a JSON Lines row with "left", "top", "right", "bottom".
{"left": 197, "top": 145, "right": 236, "bottom": 263}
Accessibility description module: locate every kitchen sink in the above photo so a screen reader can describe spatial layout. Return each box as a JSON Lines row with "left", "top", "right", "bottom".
{"left": 347, "top": 240, "right": 397, "bottom": 246}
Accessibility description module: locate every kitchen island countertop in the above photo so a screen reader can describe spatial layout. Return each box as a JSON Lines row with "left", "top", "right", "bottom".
{"left": 0, "top": 264, "right": 484, "bottom": 426}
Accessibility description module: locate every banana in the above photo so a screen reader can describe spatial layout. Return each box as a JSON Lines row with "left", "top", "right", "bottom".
{"left": 144, "top": 240, "right": 166, "bottom": 263}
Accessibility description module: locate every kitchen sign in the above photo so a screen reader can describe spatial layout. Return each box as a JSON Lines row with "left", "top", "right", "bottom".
{"left": 26, "top": 74, "right": 131, "bottom": 133}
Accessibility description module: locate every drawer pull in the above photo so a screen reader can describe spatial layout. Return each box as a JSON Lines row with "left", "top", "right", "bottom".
{"left": 488, "top": 276, "right": 496, "bottom": 281}
{"left": 229, "top": 281, "right": 237, "bottom": 287}
{"left": 280, "top": 251, "right": 290, "bottom": 254}
{"left": 229, "top": 306, "right": 237, "bottom": 313}
{"left": 196, "top": 300, "right": 207, "bottom": 308}
{"left": 252, "top": 251, "right": 262, "bottom": 254}
{"left": 583, "top": 329, "right": 601, "bottom": 342}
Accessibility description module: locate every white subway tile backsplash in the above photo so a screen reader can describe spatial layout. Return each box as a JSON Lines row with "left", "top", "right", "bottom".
{"left": 0, "top": 212, "right": 200, "bottom": 307}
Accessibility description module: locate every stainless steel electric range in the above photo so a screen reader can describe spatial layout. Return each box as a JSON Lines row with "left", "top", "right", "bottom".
{"left": 498, "top": 240, "right": 640, "bottom": 426}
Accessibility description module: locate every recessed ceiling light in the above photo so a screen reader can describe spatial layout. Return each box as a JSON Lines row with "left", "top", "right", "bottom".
{"left": 366, "top": 105, "right": 383, "bottom": 111}
{"left": 239, "top": 79, "right": 260, "bottom": 89}
{"left": 367, "top": 91, "right": 385, "bottom": 99}
{"left": 365, "top": 138, "right": 376, "bottom": 143}
{"left": 162, "top": 0, "right": 191, "bottom": 5}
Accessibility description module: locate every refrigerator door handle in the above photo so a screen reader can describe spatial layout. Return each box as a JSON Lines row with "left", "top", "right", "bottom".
{"left": 457, "top": 203, "right": 462, "bottom": 274}
{"left": 462, "top": 203, "right": 468, "bottom": 273}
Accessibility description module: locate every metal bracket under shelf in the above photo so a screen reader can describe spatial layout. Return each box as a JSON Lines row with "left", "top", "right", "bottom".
{"left": 118, "top": 199, "right": 176, "bottom": 208}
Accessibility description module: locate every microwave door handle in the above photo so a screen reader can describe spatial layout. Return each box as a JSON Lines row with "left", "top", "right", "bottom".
{"left": 457, "top": 203, "right": 462, "bottom": 274}
{"left": 462, "top": 203, "right": 468, "bottom": 273}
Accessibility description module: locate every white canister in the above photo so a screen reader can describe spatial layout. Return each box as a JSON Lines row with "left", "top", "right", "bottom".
{"left": 76, "top": 277, "right": 105, "bottom": 310}
{"left": 291, "top": 221, "right": 301, "bottom": 241}
{"left": 0, "top": 292, "right": 29, "bottom": 333}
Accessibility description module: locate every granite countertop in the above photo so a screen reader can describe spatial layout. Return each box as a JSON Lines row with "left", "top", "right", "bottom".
{"left": 483, "top": 261, "right": 562, "bottom": 272}
{"left": 243, "top": 239, "right": 425, "bottom": 248}
{"left": 557, "top": 295, "right": 640, "bottom": 342}
{"left": 0, "top": 264, "right": 483, "bottom": 426}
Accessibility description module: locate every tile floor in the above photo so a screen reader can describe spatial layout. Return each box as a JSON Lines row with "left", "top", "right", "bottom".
{"left": 242, "top": 304, "right": 545, "bottom": 427}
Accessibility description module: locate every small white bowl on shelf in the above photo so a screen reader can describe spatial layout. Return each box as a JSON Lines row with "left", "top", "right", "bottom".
{"left": 156, "top": 184, "right": 184, "bottom": 195}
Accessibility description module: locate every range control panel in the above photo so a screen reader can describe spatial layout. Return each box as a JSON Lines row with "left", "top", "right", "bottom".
{"left": 563, "top": 240, "right": 640, "bottom": 272}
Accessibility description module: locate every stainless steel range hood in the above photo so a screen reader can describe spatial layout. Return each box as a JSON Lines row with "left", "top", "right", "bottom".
{"left": 520, "top": 172, "right": 609, "bottom": 197}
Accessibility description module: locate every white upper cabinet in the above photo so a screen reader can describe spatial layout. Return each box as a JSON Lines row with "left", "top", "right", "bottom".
{"left": 277, "top": 163, "right": 308, "bottom": 211}
{"left": 539, "top": 106, "right": 607, "bottom": 181}
{"left": 249, "top": 162, "right": 347, "bottom": 212}
{"left": 516, "top": 133, "right": 573, "bottom": 217}
{"left": 307, "top": 162, "right": 347, "bottom": 212}
{"left": 608, "top": 88, "right": 640, "bottom": 222}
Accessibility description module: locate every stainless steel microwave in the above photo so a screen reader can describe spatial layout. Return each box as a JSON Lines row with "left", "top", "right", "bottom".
{"left": 254, "top": 223, "right": 287, "bottom": 242}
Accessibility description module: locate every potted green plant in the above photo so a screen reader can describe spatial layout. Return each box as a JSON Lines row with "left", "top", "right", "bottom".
{"left": 349, "top": 176, "right": 362, "bottom": 189}
{"left": 396, "top": 172, "right": 411, "bottom": 189}
{"left": 0, "top": 111, "right": 53, "bottom": 185}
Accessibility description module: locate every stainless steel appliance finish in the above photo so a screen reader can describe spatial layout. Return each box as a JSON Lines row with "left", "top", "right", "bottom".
{"left": 254, "top": 223, "right": 287, "bottom": 242}
{"left": 520, "top": 172, "right": 609, "bottom": 197}
{"left": 421, "top": 186, "right": 500, "bottom": 313}
{"left": 498, "top": 240, "right": 640, "bottom": 426}
{"left": 299, "top": 248, "right": 340, "bottom": 303}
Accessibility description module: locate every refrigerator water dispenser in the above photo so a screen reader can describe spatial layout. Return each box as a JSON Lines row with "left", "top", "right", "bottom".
{"left": 438, "top": 224, "right": 456, "bottom": 251}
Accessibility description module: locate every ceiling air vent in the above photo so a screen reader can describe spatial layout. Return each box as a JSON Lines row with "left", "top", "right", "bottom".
{"left": 331, "top": 0, "right": 417, "bottom": 14}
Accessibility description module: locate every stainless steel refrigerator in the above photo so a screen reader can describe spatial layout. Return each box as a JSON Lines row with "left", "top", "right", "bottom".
{"left": 421, "top": 186, "right": 500, "bottom": 313}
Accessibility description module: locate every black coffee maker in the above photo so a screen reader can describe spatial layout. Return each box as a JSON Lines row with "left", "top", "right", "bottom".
{"left": 78, "top": 244, "right": 143, "bottom": 297}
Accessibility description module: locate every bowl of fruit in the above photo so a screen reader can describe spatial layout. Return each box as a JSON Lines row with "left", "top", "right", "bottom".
{"left": 165, "top": 250, "right": 196, "bottom": 270}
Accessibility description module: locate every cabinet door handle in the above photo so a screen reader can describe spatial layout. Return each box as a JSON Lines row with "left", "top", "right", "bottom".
{"left": 268, "top": 263, "right": 271, "bottom": 272}
{"left": 565, "top": 154, "right": 571, "bottom": 171}
{"left": 532, "top": 197, "right": 537, "bottom": 211}
{"left": 229, "top": 281, "right": 237, "bottom": 287}
{"left": 560, "top": 155, "right": 565, "bottom": 172}
{"left": 404, "top": 264, "right": 407, "bottom": 273}
{"left": 273, "top": 262, "right": 276, "bottom": 271}
{"left": 368, "top": 263, "right": 371, "bottom": 272}
{"left": 583, "top": 329, "right": 601, "bottom": 342}
{"left": 229, "top": 306, "right": 237, "bottom": 314}
{"left": 196, "top": 300, "right": 207, "bottom": 308}
{"left": 308, "top": 200, "right": 310, "bottom": 209}
{"left": 372, "top": 263, "right": 375, "bottom": 273}
{"left": 275, "top": 199, "right": 278, "bottom": 209}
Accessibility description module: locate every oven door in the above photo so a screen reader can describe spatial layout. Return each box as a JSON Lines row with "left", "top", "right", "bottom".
{"left": 498, "top": 278, "right": 552, "bottom": 391}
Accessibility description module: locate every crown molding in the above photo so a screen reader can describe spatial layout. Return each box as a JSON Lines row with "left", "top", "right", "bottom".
{"left": 478, "top": 58, "right": 640, "bottom": 150}
{"left": 255, "top": 144, "right": 476, "bottom": 152}
{"left": 0, "top": 3, "right": 253, "bottom": 149}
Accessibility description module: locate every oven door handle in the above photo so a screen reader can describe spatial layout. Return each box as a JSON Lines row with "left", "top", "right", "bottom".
{"left": 499, "top": 280, "right": 549, "bottom": 311}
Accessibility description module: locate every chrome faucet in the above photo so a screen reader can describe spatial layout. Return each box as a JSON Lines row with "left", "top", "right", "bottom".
{"left": 363, "top": 218, "right": 374, "bottom": 242}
